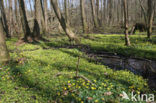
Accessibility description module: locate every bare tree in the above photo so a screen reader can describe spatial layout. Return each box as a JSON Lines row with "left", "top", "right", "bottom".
{"left": 64, "top": 0, "right": 69, "bottom": 24}
{"left": 33, "top": 0, "right": 41, "bottom": 40}
{"left": 0, "top": 9, "right": 10, "bottom": 64}
{"left": 139, "top": 0, "right": 155, "bottom": 39}
{"left": 50, "top": 0, "right": 79, "bottom": 42}
{"left": 91, "top": 0, "right": 99, "bottom": 28}
{"left": 80, "top": 0, "right": 88, "bottom": 33}
{"left": 44, "top": 0, "right": 48, "bottom": 32}
{"left": 18, "top": 0, "right": 33, "bottom": 42}
{"left": 96, "top": 0, "right": 100, "bottom": 25}
{"left": 147, "top": 0, "right": 155, "bottom": 38}
{"left": 123, "top": 0, "right": 130, "bottom": 46}
{"left": 0, "top": 0, "right": 10, "bottom": 38}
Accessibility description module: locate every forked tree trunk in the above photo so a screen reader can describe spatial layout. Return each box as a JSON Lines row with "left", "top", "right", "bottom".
{"left": 50, "top": 0, "right": 79, "bottom": 42}
{"left": 0, "top": 12, "right": 10, "bottom": 64}
{"left": 18, "top": 0, "right": 33, "bottom": 42}
{"left": 0, "top": 0, "right": 10, "bottom": 38}
{"left": 91, "top": 0, "right": 99, "bottom": 28}
{"left": 123, "top": 0, "right": 130, "bottom": 46}
{"left": 80, "top": 0, "right": 88, "bottom": 33}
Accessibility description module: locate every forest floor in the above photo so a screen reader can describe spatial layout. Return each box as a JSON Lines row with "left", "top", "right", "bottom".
{"left": 0, "top": 33, "right": 156, "bottom": 103}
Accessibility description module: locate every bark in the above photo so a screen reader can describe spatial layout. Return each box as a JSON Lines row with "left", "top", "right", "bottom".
{"left": 108, "top": 0, "right": 113, "bottom": 25}
{"left": 14, "top": 0, "right": 21, "bottom": 34}
{"left": 96, "top": 0, "right": 100, "bottom": 26}
{"left": 80, "top": 0, "right": 88, "bottom": 33}
{"left": 64, "top": 0, "right": 69, "bottom": 24}
{"left": 0, "top": 12, "right": 10, "bottom": 64}
{"left": 18, "top": 0, "right": 33, "bottom": 42}
{"left": 44, "top": 0, "right": 48, "bottom": 31}
{"left": 123, "top": 0, "right": 130, "bottom": 46}
{"left": 33, "top": 0, "right": 41, "bottom": 40}
{"left": 91, "top": 0, "right": 99, "bottom": 28}
{"left": 103, "top": 0, "right": 106, "bottom": 24}
{"left": 0, "top": 0, "right": 10, "bottom": 38}
{"left": 50, "top": 0, "right": 79, "bottom": 42}
{"left": 28, "top": 0, "right": 33, "bottom": 16}
{"left": 40, "top": 0, "right": 46, "bottom": 33}
{"left": 147, "top": 0, "right": 155, "bottom": 39}
{"left": 9, "top": 0, "right": 14, "bottom": 36}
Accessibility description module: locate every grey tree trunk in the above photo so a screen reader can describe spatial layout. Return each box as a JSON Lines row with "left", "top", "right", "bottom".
{"left": 147, "top": 0, "right": 155, "bottom": 39}
{"left": 9, "top": 0, "right": 14, "bottom": 36}
{"left": 123, "top": 0, "right": 130, "bottom": 46}
{"left": 18, "top": 0, "right": 33, "bottom": 42}
{"left": 44, "top": 0, "right": 48, "bottom": 32}
{"left": 64, "top": 0, "right": 69, "bottom": 24}
{"left": 0, "top": 0, "right": 10, "bottom": 38}
{"left": 80, "top": 0, "right": 88, "bottom": 33}
{"left": 0, "top": 11, "right": 10, "bottom": 64}
{"left": 50, "top": 0, "right": 79, "bottom": 42}
{"left": 28, "top": 0, "right": 33, "bottom": 16}
{"left": 96, "top": 0, "right": 100, "bottom": 26}
{"left": 39, "top": 0, "right": 46, "bottom": 33}
{"left": 33, "top": 0, "right": 41, "bottom": 40}
{"left": 91, "top": 0, "right": 99, "bottom": 28}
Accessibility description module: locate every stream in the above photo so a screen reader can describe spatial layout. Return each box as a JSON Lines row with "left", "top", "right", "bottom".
{"left": 84, "top": 50, "right": 156, "bottom": 90}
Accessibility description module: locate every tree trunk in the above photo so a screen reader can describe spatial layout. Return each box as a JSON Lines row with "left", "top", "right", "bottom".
{"left": 0, "top": 12, "right": 10, "bottom": 64}
{"left": 108, "top": 0, "right": 113, "bottom": 25}
{"left": 44, "top": 0, "right": 48, "bottom": 32}
{"left": 18, "top": 0, "right": 33, "bottom": 42}
{"left": 9, "top": 0, "right": 14, "bottom": 36}
{"left": 28, "top": 0, "right": 33, "bottom": 16}
{"left": 91, "top": 0, "right": 99, "bottom": 28}
{"left": 50, "top": 0, "right": 79, "bottom": 42}
{"left": 40, "top": 0, "right": 46, "bottom": 33}
{"left": 96, "top": 0, "right": 100, "bottom": 26}
{"left": 33, "top": 0, "right": 41, "bottom": 40}
{"left": 64, "top": 0, "right": 69, "bottom": 24}
{"left": 80, "top": 0, "right": 88, "bottom": 33}
{"left": 0, "top": 0, "right": 10, "bottom": 38}
{"left": 147, "top": 0, "right": 155, "bottom": 39}
{"left": 14, "top": 0, "right": 21, "bottom": 34}
{"left": 123, "top": 0, "right": 130, "bottom": 46}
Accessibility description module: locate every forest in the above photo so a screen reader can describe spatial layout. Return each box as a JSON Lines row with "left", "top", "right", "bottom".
{"left": 0, "top": 0, "right": 156, "bottom": 103}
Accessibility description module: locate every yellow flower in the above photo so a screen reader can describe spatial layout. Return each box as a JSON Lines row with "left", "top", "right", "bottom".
{"left": 107, "top": 88, "right": 110, "bottom": 90}
{"left": 57, "top": 92, "right": 60, "bottom": 96}
{"left": 64, "top": 87, "right": 67, "bottom": 90}
{"left": 91, "top": 87, "right": 96, "bottom": 90}
{"left": 68, "top": 81, "right": 70, "bottom": 83}
{"left": 72, "top": 83, "right": 75, "bottom": 86}
{"left": 95, "top": 100, "right": 98, "bottom": 103}
{"left": 81, "top": 101, "right": 84, "bottom": 103}
{"left": 102, "top": 98, "right": 105, "bottom": 101}
{"left": 137, "top": 91, "right": 140, "bottom": 94}
{"left": 78, "top": 98, "right": 81, "bottom": 101}
{"left": 94, "top": 80, "right": 96, "bottom": 82}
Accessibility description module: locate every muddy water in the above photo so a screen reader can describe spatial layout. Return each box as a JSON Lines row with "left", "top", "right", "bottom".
{"left": 87, "top": 53, "right": 156, "bottom": 89}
